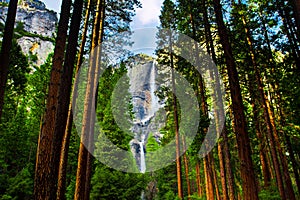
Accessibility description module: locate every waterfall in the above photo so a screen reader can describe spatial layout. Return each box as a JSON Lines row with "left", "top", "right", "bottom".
{"left": 149, "top": 61, "right": 159, "bottom": 116}
{"left": 140, "top": 135, "right": 146, "bottom": 173}
{"left": 129, "top": 59, "right": 163, "bottom": 174}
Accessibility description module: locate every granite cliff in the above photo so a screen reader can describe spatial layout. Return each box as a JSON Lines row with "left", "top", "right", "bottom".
{"left": 0, "top": 0, "right": 58, "bottom": 65}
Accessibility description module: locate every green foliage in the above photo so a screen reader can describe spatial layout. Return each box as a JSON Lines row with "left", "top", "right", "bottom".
{"left": 0, "top": 2, "right": 8, "bottom": 7}
{"left": 146, "top": 133, "right": 160, "bottom": 152}
{"left": 90, "top": 63, "right": 146, "bottom": 198}
{"left": 3, "top": 165, "right": 34, "bottom": 200}
{"left": 0, "top": 39, "right": 37, "bottom": 200}
{"left": 258, "top": 185, "right": 281, "bottom": 200}
{"left": 14, "top": 22, "right": 54, "bottom": 42}
{"left": 90, "top": 162, "right": 146, "bottom": 200}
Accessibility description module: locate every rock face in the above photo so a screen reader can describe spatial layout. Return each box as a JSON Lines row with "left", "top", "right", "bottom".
{"left": 0, "top": 0, "right": 58, "bottom": 65}
{"left": 127, "top": 55, "right": 165, "bottom": 172}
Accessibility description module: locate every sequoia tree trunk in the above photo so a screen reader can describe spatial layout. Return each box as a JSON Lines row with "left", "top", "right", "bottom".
{"left": 56, "top": 0, "right": 92, "bottom": 198}
{"left": 212, "top": 0, "right": 259, "bottom": 199}
{"left": 34, "top": 0, "right": 72, "bottom": 199}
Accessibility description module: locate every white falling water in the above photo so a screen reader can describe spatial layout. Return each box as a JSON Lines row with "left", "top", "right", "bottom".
{"left": 140, "top": 135, "right": 146, "bottom": 173}
{"left": 149, "top": 61, "right": 160, "bottom": 116}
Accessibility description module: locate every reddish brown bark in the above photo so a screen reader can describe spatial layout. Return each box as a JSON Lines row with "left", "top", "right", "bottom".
{"left": 204, "top": 155, "right": 214, "bottom": 200}
{"left": 202, "top": 4, "right": 228, "bottom": 199}
{"left": 210, "top": 154, "right": 221, "bottom": 200}
{"left": 34, "top": 0, "right": 72, "bottom": 199}
{"left": 239, "top": 5, "right": 296, "bottom": 198}
{"left": 182, "top": 136, "right": 191, "bottom": 200}
{"left": 223, "top": 127, "right": 236, "bottom": 200}
{"left": 169, "top": 34, "right": 183, "bottom": 199}
{"left": 56, "top": 1, "right": 92, "bottom": 199}
{"left": 195, "top": 161, "right": 203, "bottom": 197}
{"left": 212, "top": 0, "right": 259, "bottom": 199}
{"left": 84, "top": 2, "right": 105, "bottom": 199}
{"left": 74, "top": 0, "right": 104, "bottom": 199}
{"left": 50, "top": 0, "right": 84, "bottom": 198}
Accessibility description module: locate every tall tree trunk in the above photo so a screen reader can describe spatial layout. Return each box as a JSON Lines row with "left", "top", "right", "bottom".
{"left": 195, "top": 161, "right": 203, "bottom": 197}
{"left": 223, "top": 127, "right": 236, "bottom": 200}
{"left": 238, "top": 5, "right": 296, "bottom": 198}
{"left": 48, "top": 0, "right": 84, "bottom": 198}
{"left": 187, "top": 2, "right": 216, "bottom": 199}
{"left": 84, "top": 3, "right": 105, "bottom": 199}
{"left": 34, "top": 0, "right": 72, "bottom": 199}
{"left": 0, "top": 0, "right": 18, "bottom": 120}
{"left": 56, "top": 0, "right": 92, "bottom": 198}
{"left": 204, "top": 155, "right": 214, "bottom": 200}
{"left": 202, "top": 0, "right": 229, "bottom": 198}
{"left": 169, "top": 31, "right": 184, "bottom": 199}
{"left": 212, "top": 0, "right": 259, "bottom": 199}
{"left": 253, "top": 101, "right": 272, "bottom": 188}
{"left": 237, "top": 5, "right": 286, "bottom": 198}
{"left": 182, "top": 136, "right": 191, "bottom": 200}
{"left": 246, "top": 62, "right": 273, "bottom": 189}
{"left": 217, "top": 142, "right": 228, "bottom": 199}
{"left": 210, "top": 153, "right": 221, "bottom": 200}
{"left": 259, "top": 9, "right": 300, "bottom": 193}
{"left": 74, "top": 0, "right": 104, "bottom": 199}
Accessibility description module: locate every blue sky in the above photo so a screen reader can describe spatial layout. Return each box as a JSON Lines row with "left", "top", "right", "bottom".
{"left": 43, "top": 0, "right": 163, "bottom": 29}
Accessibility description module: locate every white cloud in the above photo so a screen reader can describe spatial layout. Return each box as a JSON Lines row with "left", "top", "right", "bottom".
{"left": 135, "top": 0, "right": 163, "bottom": 26}
{"left": 43, "top": 0, "right": 61, "bottom": 13}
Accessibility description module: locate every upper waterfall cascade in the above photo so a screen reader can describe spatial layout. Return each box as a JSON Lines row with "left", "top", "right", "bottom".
{"left": 128, "top": 58, "right": 164, "bottom": 173}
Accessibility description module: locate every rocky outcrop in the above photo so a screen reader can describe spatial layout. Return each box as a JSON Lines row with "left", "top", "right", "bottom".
{"left": 0, "top": 0, "right": 58, "bottom": 65}
{"left": 127, "top": 55, "right": 165, "bottom": 171}
{"left": 17, "top": 36, "right": 53, "bottom": 65}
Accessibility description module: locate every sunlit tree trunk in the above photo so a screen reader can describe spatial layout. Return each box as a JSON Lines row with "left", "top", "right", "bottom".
{"left": 238, "top": 4, "right": 296, "bottom": 198}
{"left": 182, "top": 136, "right": 191, "bottom": 200}
{"left": 56, "top": 1, "right": 93, "bottom": 199}
{"left": 34, "top": 0, "right": 72, "bottom": 199}
{"left": 48, "top": 0, "right": 84, "bottom": 198}
{"left": 210, "top": 153, "right": 220, "bottom": 200}
{"left": 84, "top": 3, "right": 105, "bottom": 199}
{"left": 74, "top": 0, "right": 104, "bottom": 199}
{"left": 202, "top": 0, "right": 235, "bottom": 198}
{"left": 169, "top": 32, "right": 184, "bottom": 199}
{"left": 212, "top": 0, "right": 258, "bottom": 199}
{"left": 186, "top": 1, "right": 216, "bottom": 199}
{"left": 202, "top": 1, "right": 228, "bottom": 199}
{"left": 195, "top": 161, "right": 203, "bottom": 197}
{"left": 0, "top": 0, "right": 18, "bottom": 120}
{"left": 204, "top": 155, "right": 214, "bottom": 200}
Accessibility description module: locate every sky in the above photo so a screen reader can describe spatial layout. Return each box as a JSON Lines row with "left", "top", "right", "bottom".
{"left": 43, "top": 0, "right": 163, "bottom": 29}
{"left": 131, "top": 0, "right": 163, "bottom": 29}
{"left": 43, "top": 0, "right": 163, "bottom": 57}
